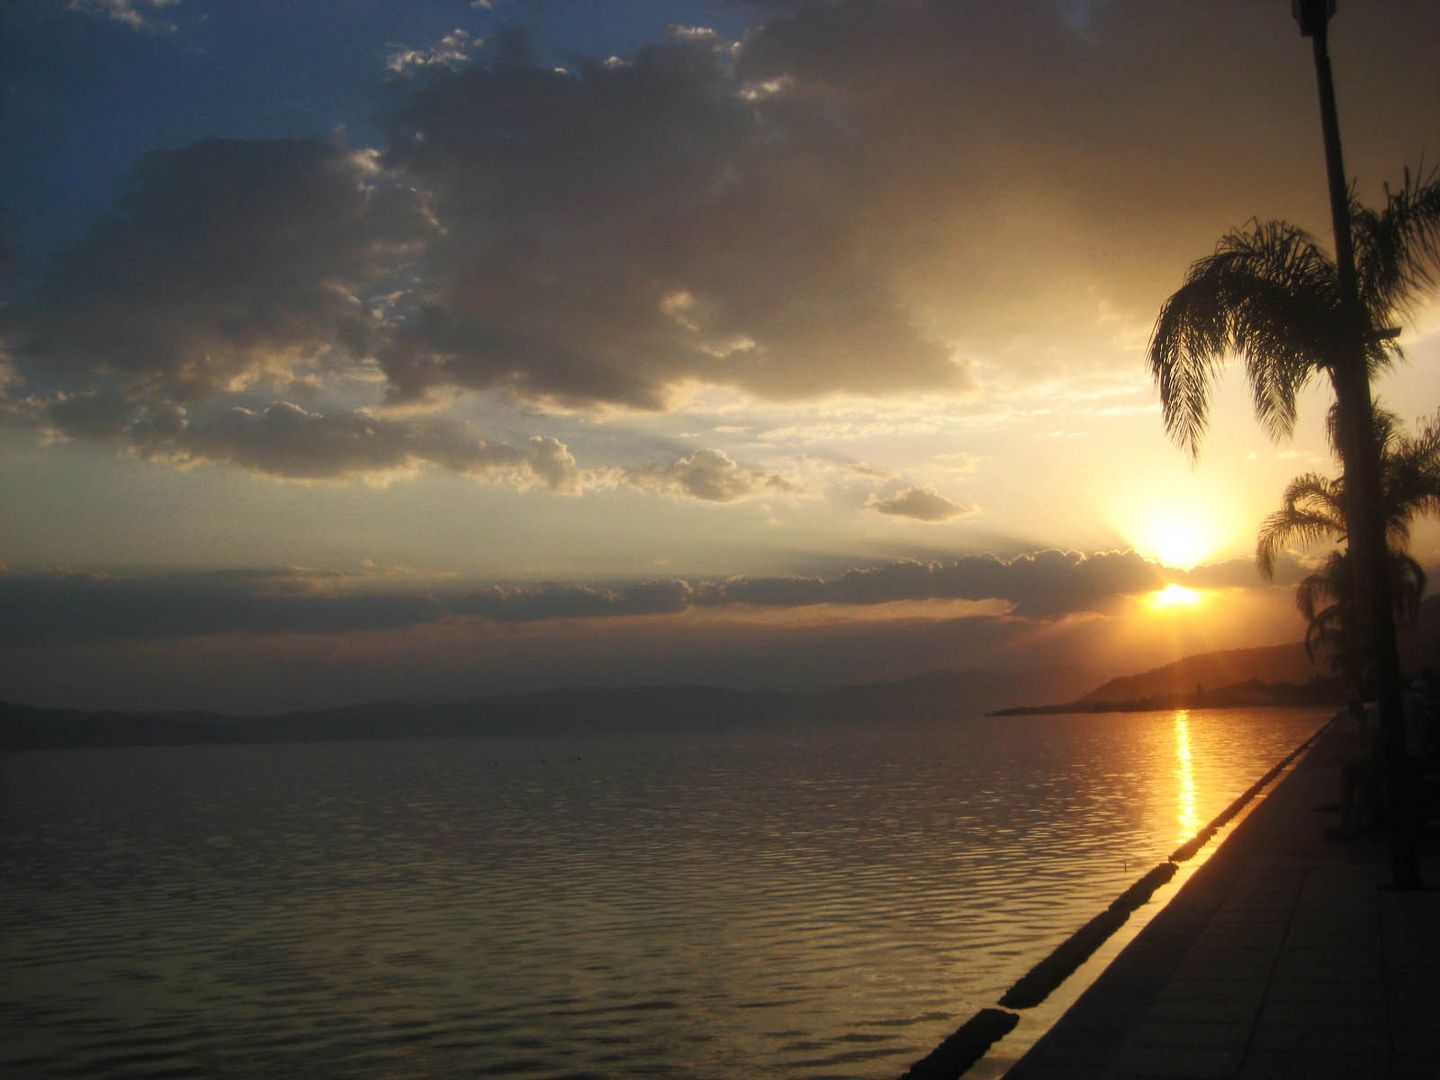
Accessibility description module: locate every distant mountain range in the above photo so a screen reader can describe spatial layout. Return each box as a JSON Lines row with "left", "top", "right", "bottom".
{"left": 8, "top": 595, "right": 1440, "bottom": 751}
{"left": 0, "top": 667, "right": 1093, "bottom": 752}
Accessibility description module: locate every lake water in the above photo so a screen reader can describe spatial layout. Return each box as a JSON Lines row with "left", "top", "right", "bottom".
{"left": 0, "top": 706, "right": 1326, "bottom": 1078}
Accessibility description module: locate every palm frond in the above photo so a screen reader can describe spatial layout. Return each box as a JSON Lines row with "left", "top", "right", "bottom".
{"left": 1295, "top": 553, "right": 1348, "bottom": 622}
{"left": 1354, "top": 165, "right": 1440, "bottom": 327}
{"left": 1382, "top": 408, "right": 1440, "bottom": 529}
{"left": 1303, "top": 604, "right": 1346, "bottom": 665}
{"left": 1390, "top": 551, "right": 1428, "bottom": 625}
{"left": 1149, "top": 222, "right": 1339, "bottom": 456}
{"left": 1255, "top": 470, "right": 1346, "bottom": 579}
{"left": 1291, "top": 547, "right": 1425, "bottom": 676}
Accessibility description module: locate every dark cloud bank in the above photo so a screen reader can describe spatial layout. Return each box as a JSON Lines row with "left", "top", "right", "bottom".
{"left": 0, "top": 549, "right": 1297, "bottom": 651}
{"left": 3, "top": 1, "right": 1437, "bottom": 479}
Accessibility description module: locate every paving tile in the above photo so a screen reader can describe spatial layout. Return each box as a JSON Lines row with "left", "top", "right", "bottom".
{"left": 1206, "top": 913, "right": 1289, "bottom": 929}
{"left": 1388, "top": 994, "right": 1440, "bottom": 1030}
{"left": 1269, "top": 953, "right": 1380, "bottom": 981}
{"left": 1246, "top": 1022, "right": 1386, "bottom": 1055}
{"left": 1143, "top": 996, "right": 1263, "bottom": 1026}
{"left": 1008, "top": 1042, "right": 1114, "bottom": 1075}
{"left": 1125, "top": 1020, "right": 1249, "bottom": 1051}
{"left": 1177, "top": 941, "right": 1278, "bottom": 968}
{"left": 1276, "top": 944, "right": 1375, "bottom": 964}
{"left": 1393, "top": 1052, "right": 1440, "bottom": 1079}
{"left": 1282, "top": 915, "right": 1378, "bottom": 938}
{"left": 1157, "top": 978, "right": 1268, "bottom": 1006}
{"left": 1390, "top": 1024, "right": 1440, "bottom": 1057}
{"left": 1192, "top": 928, "right": 1285, "bottom": 952}
{"left": 1104, "top": 1043, "right": 1241, "bottom": 1079}
{"left": 1173, "top": 958, "right": 1276, "bottom": 982}
{"left": 1235, "top": 1051, "right": 1377, "bottom": 1079}
{"left": 1256, "top": 996, "right": 1384, "bottom": 1028}
{"left": 1263, "top": 978, "right": 1383, "bottom": 1005}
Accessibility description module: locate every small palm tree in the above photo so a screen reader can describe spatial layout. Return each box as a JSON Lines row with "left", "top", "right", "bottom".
{"left": 1256, "top": 408, "right": 1440, "bottom": 578}
{"left": 1293, "top": 549, "right": 1426, "bottom": 689}
{"left": 1256, "top": 408, "right": 1440, "bottom": 689}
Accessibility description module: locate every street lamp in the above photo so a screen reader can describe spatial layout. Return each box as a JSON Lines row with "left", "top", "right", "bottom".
{"left": 1292, "top": 0, "right": 1335, "bottom": 39}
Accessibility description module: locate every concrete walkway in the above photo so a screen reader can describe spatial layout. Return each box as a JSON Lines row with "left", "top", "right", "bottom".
{"left": 1007, "top": 726, "right": 1440, "bottom": 1079}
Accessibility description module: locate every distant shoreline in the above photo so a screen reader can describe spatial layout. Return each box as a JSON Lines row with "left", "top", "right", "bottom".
{"left": 1, "top": 668, "right": 1347, "bottom": 753}
{"left": 989, "top": 678, "right": 1342, "bottom": 717}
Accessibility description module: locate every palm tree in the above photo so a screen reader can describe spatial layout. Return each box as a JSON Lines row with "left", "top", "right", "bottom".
{"left": 1149, "top": 169, "right": 1440, "bottom": 887}
{"left": 1256, "top": 408, "right": 1440, "bottom": 689}
{"left": 1149, "top": 172, "right": 1440, "bottom": 459}
{"left": 1153, "top": 178, "right": 1440, "bottom": 667}
{"left": 1292, "top": 549, "right": 1426, "bottom": 688}
{"left": 1256, "top": 408, "right": 1440, "bottom": 578}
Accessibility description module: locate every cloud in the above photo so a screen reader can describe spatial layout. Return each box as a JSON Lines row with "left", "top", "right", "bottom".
{"left": 625, "top": 448, "right": 797, "bottom": 502}
{"left": 2, "top": 137, "right": 430, "bottom": 405}
{"left": 0, "top": 568, "right": 443, "bottom": 648}
{"left": 0, "top": 567, "right": 695, "bottom": 648}
{"left": 819, "top": 550, "right": 1164, "bottom": 617}
{"left": 1181, "top": 555, "right": 1307, "bottom": 590}
{"left": 9, "top": 0, "right": 1440, "bottom": 484}
{"left": 384, "top": 0, "right": 1440, "bottom": 413}
{"left": 868, "top": 486, "right": 973, "bottom": 522}
{"left": 0, "top": 569, "right": 1316, "bottom": 714}
{"left": 39, "top": 394, "right": 581, "bottom": 488}
{"left": 449, "top": 579, "right": 695, "bottom": 622}
{"left": 370, "top": 0, "right": 1439, "bottom": 409}
{"left": 31, "top": 383, "right": 804, "bottom": 499}
{"left": 7, "top": 537, "right": 1287, "bottom": 660}
{"left": 0, "top": 549, "right": 1190, "bottom": 651}
{"left": 66, "top": 0, "right": 181, "bottom": 32}
{"left": 374, "top": 29, "right": 964, "bottom": 408}
{"left": 386, "top": 29, "right": 481, "bottom": 76}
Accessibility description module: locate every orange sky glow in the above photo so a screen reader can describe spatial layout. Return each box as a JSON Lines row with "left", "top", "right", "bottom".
{"left": 2, "top": 0, "right": 1439, "bottom": 711}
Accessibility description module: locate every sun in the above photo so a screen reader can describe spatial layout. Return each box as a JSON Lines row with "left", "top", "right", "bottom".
{"left": 1149, "top": 583, "right": 1202, "bottom": 610}
{"left": 1142, "top": 514, "right": 1221, "bottom": 571}
{"left": 1110, "top": 481, "right": 1235, "bottom": 571}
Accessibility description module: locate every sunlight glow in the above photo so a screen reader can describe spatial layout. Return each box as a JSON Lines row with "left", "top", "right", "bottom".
{"left": 1141, "top": 512, "right": 1220, "bottom": 570}
{"left": 1174, "top": 711, "right": 1198, "bottom": 843}
{"left": 1149, "top": 583, "right": 1201, "bottom": 610}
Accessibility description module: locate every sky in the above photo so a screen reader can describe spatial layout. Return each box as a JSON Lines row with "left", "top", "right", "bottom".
{"left": 3, "top": 0, "right": 1440, "bottom": 713}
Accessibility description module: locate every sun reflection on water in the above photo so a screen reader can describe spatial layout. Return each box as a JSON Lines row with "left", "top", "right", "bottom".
{"left": 1174, "top": 710, "right": 1198, "bottom": 843}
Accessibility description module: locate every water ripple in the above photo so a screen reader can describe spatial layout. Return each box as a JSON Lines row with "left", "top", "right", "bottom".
{"left": 1, "top": 706, "right": 1325, "bottom": 1077}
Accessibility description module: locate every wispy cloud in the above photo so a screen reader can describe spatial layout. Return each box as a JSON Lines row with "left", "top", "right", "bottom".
{"left": 386, "top": 29, "right": 481, "bottom": 76}
{"left": 66, "top": 0, "right": 182, "bottom": 32}
{"left": 624, "top": 448, "right": 799, "bottom": 503}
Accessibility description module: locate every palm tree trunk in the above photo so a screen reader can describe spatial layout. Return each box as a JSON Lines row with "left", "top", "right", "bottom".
{"left": 1331, "top": 359, "right": 1419, "bottom": 887}
{"left": 1307, "top": 16, "right": 1420, "bottom": 888}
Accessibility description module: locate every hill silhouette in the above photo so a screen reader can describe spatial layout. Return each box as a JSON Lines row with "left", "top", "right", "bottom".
{"left": 7, "top": 596, "right": 1440, "bottom": 751}
{"left": 1073, "top": 642, "right": 1319, "bottom": 707}
{"left": 994, "top": 592, "right": 1440, "bottom": 716}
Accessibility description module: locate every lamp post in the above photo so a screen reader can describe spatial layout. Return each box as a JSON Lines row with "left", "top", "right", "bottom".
{"left": 1292, "top": 0, "right": 1420, "bottom": 888}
